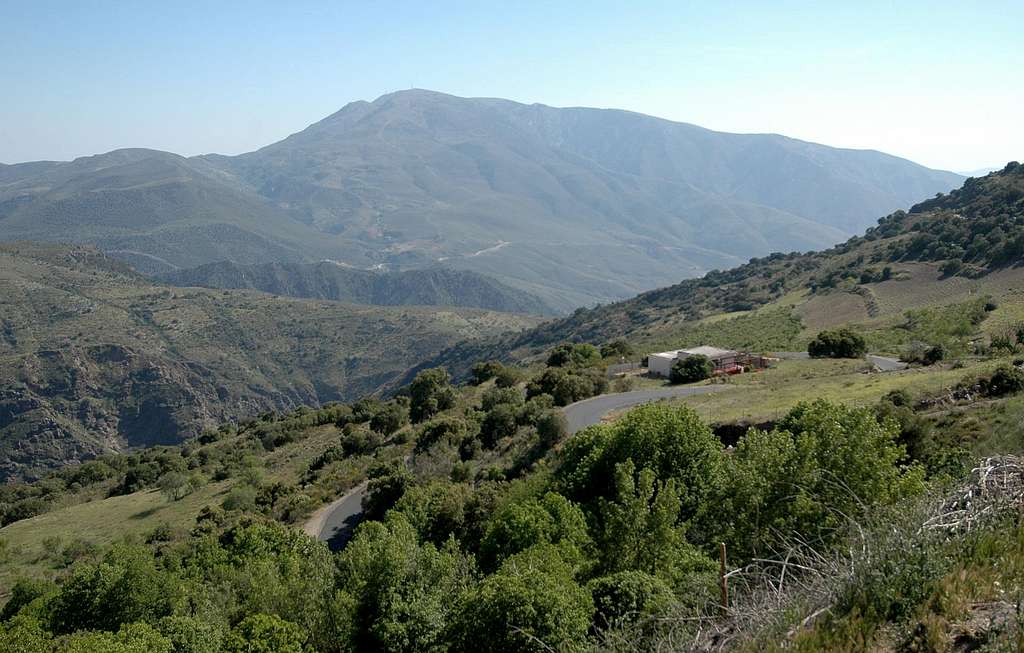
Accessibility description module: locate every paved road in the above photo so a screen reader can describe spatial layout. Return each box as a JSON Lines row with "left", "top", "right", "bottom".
{"left": 563, "top": 385, "right": 727, "bottom": 434}
{"left": 305, "top": 481, "right": 368, "bottom": 551}
{"left": 867, "top": 354, "right": 909, "bottom": 372}
{"left": 307, "top": 353, "right": 907, "bottom": 549}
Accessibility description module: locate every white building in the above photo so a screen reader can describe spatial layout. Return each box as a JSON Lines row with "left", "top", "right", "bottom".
{"left": 647, "top": 346, "right": 740, "bottom": 378}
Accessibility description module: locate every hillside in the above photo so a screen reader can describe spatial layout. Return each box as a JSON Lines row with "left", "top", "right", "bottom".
{"left": 0, "top": 90, "right": 962, "bottom": 307}
{"left": 0, "top": 167, "right": 1022, "bottom": 653}
{"left": 411, "top": 162, "right": 1024, "bottom": 378}
{"left": 158, "top": 260, "right": 557, "bottom": 315}
{"left": 0, "top": 243, "right": 537, "bottom": 480}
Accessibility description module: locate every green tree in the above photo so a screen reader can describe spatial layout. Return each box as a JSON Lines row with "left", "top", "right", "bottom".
{"left": 808, "top": 328, "right": 867, "bottom": 358}
{"left": 536, "top": 411, "right": 568, "bottom": 448}
{"left": 370, "top": 400, "right": 409, "bottom": 436}
{"left": 709, "top": 400, "right": 925, "bottom": 560}
{"left": 224, "top": 614, "right": 305, "bottom": 653}
{"left": 451, "top": 545, "right": 593, "bottom": 653}
{"left": 669, "top": 355, "right": 713, "bottom": 384}
{"left": 49, "top": 546, "right": 179, "bottom": 634}
{"left": 471, "top": 360, "right": 505, "bottom": 385}
{"left": 600, "top": 339, "right": 634, "bottom": 359}
{"left": 479, "top": 493, "right": 591, "bottom": 572}
{"left": 409, "top": 368, "right": 457, "bottom": 423}
{"left": 557, "top": 404, "right": 725, "bottom": 518}
{"left": 156, "top": 616, "right": 225, "bottom": 653}
{"left": 546, "top": 343, "right": 601, "bottom": 368}
{"left": 481, "top": 404, "right": 519, "bottom": 448}
{"left": 337, "top": 514, "right": 475, "bottom": 652}
{"left": 0, "top": 614, "right": 51, "bottom": 653}
{"left": 596, "top": 462, "right": 714, "bottom": 584}
{"left": 588, "top": 571, "right": 675, "bottom": 631}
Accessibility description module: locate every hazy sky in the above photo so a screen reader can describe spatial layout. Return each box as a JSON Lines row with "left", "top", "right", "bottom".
{"left": 2, "top": 1, "right": 1020, "bottom": 171}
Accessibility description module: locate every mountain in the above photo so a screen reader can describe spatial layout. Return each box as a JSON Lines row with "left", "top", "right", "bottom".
{"left": 158, "top": 260, "right": 557, "bottom": 315}
{"left": 0, "top": 90, "right": 962, "bottom": 308}
{"left": 407, "top": 162, "right": 1024, "bottom": 380}
{"left": 0, "top": 242, "right": 538, "bottom": 480}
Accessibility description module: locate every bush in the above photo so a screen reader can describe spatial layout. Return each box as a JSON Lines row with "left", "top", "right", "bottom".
{"left": 600, "top": 339, "right": 634, "bottom": 359}
{"left": 669, "top": 355, "right": 712, "bottom": 384}
{"left": 451, "top": 545, "right": 593, "bottom": 652}
{"left": 808, "top": 328, "right": 867, "bottom": 358}
{"left": 536, "top": 411, "right": 568, "bottom": 448}
{"left": 546, "top": 343, "right": 602, "bottom": 368}
{"left": 588, "top": 571, "right": 675, "bottom": 630}
{"left": 481, "top": 404, "right": 519, "bottom": 448}
{"left": 409, "top": 368, "right": 457, "bottom": 423}
{"left": 471, "top": 360, "right": 505, "bottom": 385}
{"left": 984, "top": 365, "right": 1024, "bottom": 397}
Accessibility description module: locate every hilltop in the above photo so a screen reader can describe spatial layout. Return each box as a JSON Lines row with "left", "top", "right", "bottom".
{"left": 0, "top": 90, "right": 962, "bottom": 307}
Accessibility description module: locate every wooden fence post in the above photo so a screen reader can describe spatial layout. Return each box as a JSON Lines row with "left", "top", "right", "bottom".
{"left": 719, "top": 541, "right": 729, "bottom": 615}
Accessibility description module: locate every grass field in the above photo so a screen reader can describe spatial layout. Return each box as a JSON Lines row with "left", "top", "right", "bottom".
{"left": 657, "top": 356, "right": 1010, "bottom": 425}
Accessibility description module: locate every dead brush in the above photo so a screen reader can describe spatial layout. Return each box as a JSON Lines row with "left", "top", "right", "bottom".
{"left": 593, "top": 456, "right": 1024, "bottom": 652}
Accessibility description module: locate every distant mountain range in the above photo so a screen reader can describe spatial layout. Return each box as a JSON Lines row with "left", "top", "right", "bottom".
{"left": 0, "top": 89, "right": 963, "bottom": 308}
{"left": 159, "top": 260, "right": 557, "bottom": 315}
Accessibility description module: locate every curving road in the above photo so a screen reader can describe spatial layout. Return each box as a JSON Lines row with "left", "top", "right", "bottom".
{"left": 562, "top": 384, "right": 727, "bottom": 434}
{"left": 306, "top": 384, "right": 727, "bottom": 549}
{"left": 305, "top": 354, "right": 905, "bottom": 550}
{"left": 303, "top": 481, "right": 368, "bottom": 551}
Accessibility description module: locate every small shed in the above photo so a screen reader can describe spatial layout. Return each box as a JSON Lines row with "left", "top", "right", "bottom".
{"left": 647, "top": 346, "right": 740, "bottom": 378}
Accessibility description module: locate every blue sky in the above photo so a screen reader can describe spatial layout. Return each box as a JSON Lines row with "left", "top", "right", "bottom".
{"left": 2, "top": 1, "right": 1020, "bottom": 171}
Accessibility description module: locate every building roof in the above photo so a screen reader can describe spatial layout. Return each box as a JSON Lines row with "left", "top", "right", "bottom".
{"left": 650, "top": 346, "right": 738, "bottom": 360}
{"left": 681, "top": 346, "right": 737, "bottom": 359}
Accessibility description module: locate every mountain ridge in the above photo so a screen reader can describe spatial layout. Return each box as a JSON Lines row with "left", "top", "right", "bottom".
{"left": 0, "top": 89, "right": 963, "bottom": 307}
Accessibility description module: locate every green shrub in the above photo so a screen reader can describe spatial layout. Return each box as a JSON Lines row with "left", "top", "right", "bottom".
{"left": 669, "top": 355, "right": 712, "bottom": 384}
{"left": 808, "top": 327, "right": 867, "bottom": 358}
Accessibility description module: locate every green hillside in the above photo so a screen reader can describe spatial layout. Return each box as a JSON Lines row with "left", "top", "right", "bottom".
{"left": 415, "top": 162, "right": 1024, "bottom": 379}
{"left": 0, "top": 243, "right": 537, "bottom": 480}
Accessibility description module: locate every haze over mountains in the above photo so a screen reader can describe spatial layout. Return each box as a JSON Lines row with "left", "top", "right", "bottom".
{"left": 0, "top": 90, "right": 962, "bottom": 308}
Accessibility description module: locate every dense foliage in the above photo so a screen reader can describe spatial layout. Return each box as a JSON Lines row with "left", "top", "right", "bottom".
{"left": 808, "top": 327, "right": 867, "bottom": 358}
{"left": 0, "top": 398, "right": 932, "bottom": 652}
{"left": 670, "top": 354, "right": 713, "bottom": 384}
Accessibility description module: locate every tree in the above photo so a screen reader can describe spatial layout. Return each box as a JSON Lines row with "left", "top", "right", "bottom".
{"left": 588, "top": 571, "right": 675, "bottom": 631}
{"left": 596, "top": 462, "right": 714, "bottom": 584}
{"left": 224, "top": 614, "right": 305, "bottom": 653}
{"left": 49, "top": 545, "right": 179, "bottom": 634}
{"left": 669, "top": 355, "right": 712, "bottom": 384}
{"left": 546, "top": 343, "right": 601, "bottom": 368}
{"left": 536, "top": 411, "right": 568, "bottom": 448}
{"left": 337, "top": 515, "right": 475, "bottom": 652}
{"left": 481, "top": 404, "right": 518, "bottom": 448}
{"left": 471, "top": 360, "right": 505, "bottom": 385}
{"left": 156, "top": 616, "right": 225, "bottom": 653}
{"left": 479, "top": 493, "right": 590, "bottom": 572}
{"left": 600, "top": 339, "right": 634, "bottom": 359}
{"left": 409, "top": 368, "right": 457, "bottom": 423}
{"left": 364, "top": 463, "right": 415, "bottom": 521}
{"left": 708, "top": 400, "right": 925, "bottom": 561}
{"left": 556, "top": 403, "right": 725, "bottom": 517}
{"left": 370, "top": 400, "right": 409, "bottom": 436}
{"left": 451, "top": 545, "right": 593, "bottom": 653}
{"left": 807, "top": 328, "right": 867, "bottom": 358}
